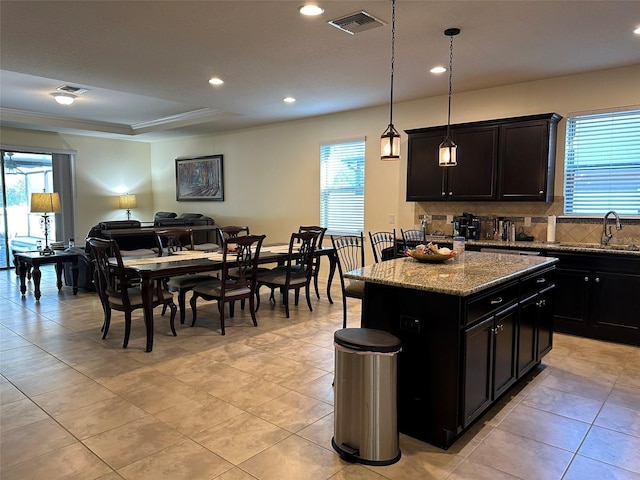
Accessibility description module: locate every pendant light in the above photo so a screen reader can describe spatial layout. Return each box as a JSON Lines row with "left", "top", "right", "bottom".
{"left": 381, "top": 0, "right": 400, "bottom": 160}
{"left": 439, "top": 27, "right": 460, "bottom": 167}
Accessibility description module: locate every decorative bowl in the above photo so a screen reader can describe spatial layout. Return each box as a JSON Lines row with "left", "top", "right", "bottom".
{"left": 405, "top": 249, "right": 455, "bottom": 263}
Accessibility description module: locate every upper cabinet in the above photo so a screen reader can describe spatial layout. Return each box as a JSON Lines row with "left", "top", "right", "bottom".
{"left": 406, "top": 113, "right": 562, "bottom": 202}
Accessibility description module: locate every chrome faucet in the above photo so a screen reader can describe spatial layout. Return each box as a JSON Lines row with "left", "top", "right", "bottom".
{"left": 601, "top": 211, "right": 622, "bottom": 246}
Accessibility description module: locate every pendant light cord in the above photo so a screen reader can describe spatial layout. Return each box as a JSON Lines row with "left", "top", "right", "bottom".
{"left": 389, "top": 0, "right": 396, "bottom": 126}
{"left": 446, "top": 33, "right": 454, "bottom": 137}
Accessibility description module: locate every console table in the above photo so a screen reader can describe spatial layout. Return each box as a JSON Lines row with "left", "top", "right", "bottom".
{"left": 14, "top": 251, "right": 80, "bottom": 300}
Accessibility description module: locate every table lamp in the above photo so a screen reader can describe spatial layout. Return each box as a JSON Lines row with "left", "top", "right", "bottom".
{"left": 30, "top": 192, "right": 61, "bottom": 256}
{"left": 119, "top": 194, "right": 137, "bottom": 220}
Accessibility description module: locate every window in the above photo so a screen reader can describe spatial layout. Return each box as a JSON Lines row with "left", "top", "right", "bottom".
{"left": 320, "top": 140, "right": 365, "bottom": 235}
{"left": 564, "top": 108, "right": 640, "bottom": 215}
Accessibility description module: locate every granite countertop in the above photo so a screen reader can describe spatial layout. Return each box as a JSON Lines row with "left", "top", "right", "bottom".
{"left": 344, "top": 251, "right": 558, "bottom": 297}
{"left": 465, "top": 239, "right": 640, "bottom": 256}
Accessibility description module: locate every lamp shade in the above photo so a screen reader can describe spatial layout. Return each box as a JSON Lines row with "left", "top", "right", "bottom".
{"left": 118, "top": 194, "right": 137, "bottom": 209}
{"left": 30, "top": 192, "right": 61, "bottom": 213}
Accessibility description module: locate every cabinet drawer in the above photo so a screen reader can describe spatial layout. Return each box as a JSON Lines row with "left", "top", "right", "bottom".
{"left": 465, "top": 281, "right": 519, "bottom": 326}
{"left": 520, "top": 267, "right": 555, "bottom": 297}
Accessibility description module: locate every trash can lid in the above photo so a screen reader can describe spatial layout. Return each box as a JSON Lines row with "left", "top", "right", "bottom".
{"left": 334, "top": 328, "right": 401, "bottom": 353}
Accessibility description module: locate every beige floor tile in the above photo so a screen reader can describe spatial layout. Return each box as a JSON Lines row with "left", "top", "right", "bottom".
{"left": 595, "top": 402, "right": 640, "bottom": 437}
{"left": 563, "top": 454, "right": 640, "bottom": 480}
{"left": 117, "top": 438, "right": 233, "bottom": 480}
{"left": 215, "top": 467, "right": 263, "bottom": 479}
{"left": 521, "top": 384, "right": 603, "bottom": 423}
{"left": 0, "top": 442, "right": 113, "bottom": 480}
{"left": 153, "top": 394, "right": 244, "bottom": 435}
{"left": 31, "top": 379, "right": 118, "bottom": 416}
{"left": 239, "top": 435, "right": 344, "bottom": 480}
{"left": 329, "top": 464, "right": 391, "bottom": 479}
{"left": 447, "top": 459, "right": 520, "bottom": 480}
{"left": 293, "top": 372, "right": 335, "bottom": 405}
{"left": 467, "top": 429, "right": 573, "bottom": 480}
{"left": 0, "top": 379, "right": 26, "bottom": 405}
{"left": 55, "top": 396, "right": 148, "bottom": 439}
{"left": 212, "top": 375, "right": 290, "bottom": 410}
{"left": 619, "top": 365, "right": 640, "bottom": 389}
{"left": 0, "top": 418, "right": 77, "bottom": 470}
{"left": 248, "top": 390, "right": 334, "bottom": 433}
{"left": 83, "top": 416, "right": 185, "bottom": 470}
{"left": 497, "top": 404, "right": 590, "bottom": 452}
{"left": 6, "top": 364, "right": 89, "bottom": 396}
{"left": 0, "top": 397, "right": 49, "bottom": 431}
{"left": 608, "top": 383, "right": 640, "bottom": 411}
{"left": 539, "top": 368, "right": 614, "bottom": 401}
{"left": 578, "top": 426, "right": 640, "bottom": 474}
{"left": 194, "top": 411, "right": 291, "bottom": 465}
{"left": 297, "top": 412, "right": 335, "bottom": 450}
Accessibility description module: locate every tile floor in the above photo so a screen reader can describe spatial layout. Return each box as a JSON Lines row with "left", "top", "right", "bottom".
{"left": 1, "top": 266, "right": 639, "bottom": 480}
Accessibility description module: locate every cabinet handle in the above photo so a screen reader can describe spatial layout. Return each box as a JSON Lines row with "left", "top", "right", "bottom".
{"left": 539, "top": 190, "right": 544, "bottom": 194}
{"left": 536, "top": 278, "right": 546, "bottom": 284}
{"left": 536, "top": 299, "right": 547, "bottom": 307}
{"left": 490, "top": 297, "right": 503, "bottom": 305}
{"left": 442, "top": 191, "right": 446, "bottom": 196}
{"left": 584, "top": 276, "right": 589, "bottom": 282}
{"left": 595, "top": 277, "right": 600, "bottom": 283}
{"left": 449, "top": 191, "right": 453, "bottom": 196}
{"left": 497, "top": 323, "right": 504, "bottom": 331}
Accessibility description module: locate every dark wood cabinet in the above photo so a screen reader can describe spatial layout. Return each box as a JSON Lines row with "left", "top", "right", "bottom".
{"left": 406, "top": 113, "right": 561, "bottom": 202}
{"left": 498, "top": 115, "right": 561, "bottom": 201}
{"left": 552, "top": 252, "right": 640, "bottom": 346}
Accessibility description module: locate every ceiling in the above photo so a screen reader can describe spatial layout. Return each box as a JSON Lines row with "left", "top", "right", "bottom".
{"left": 1, "top": 1, "right": 639, "bottom": 142}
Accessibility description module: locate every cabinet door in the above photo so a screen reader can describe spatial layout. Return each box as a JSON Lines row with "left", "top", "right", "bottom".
{"left": 537, "top": 285, "right": 555, "bottom": 359}
{"left": 590, "top": 271, "right": 640, "bottom": 345}
{"left": 447, "top": 126, "right": 498, "bottom": 200}
{"left": 498, "top": 119, "right": 554, "bottom": 201}
{"left": 462, "top": 317, "right": 493, "bottom": 427}
{"left": 493, "top": 303, "right": 518, "bottom": 398}
{"left": 517, "top": 293, "right": 538, "bottom": 378}
{"left": 553, "top": 267, "right": 590, "bottom": 337}
{"left": 406, "top": 130, "right": 447, "bottom": 201}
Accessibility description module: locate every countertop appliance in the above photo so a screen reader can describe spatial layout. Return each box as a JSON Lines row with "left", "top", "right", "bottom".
{"left": 453, "top": 213, "right": 481, "bottom": 240}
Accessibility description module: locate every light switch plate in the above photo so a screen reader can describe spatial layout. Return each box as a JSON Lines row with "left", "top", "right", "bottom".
{"left": 447, "top": 215, "right": 453, "bottom": 224}
{"left": 524, "top": 217, "right": 532, "bottom": 227}
{"left": 388, "top": 214, "right": 395, "bottom": 224}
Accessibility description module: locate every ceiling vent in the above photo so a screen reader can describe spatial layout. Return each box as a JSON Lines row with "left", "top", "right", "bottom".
{"left": 328, "top": 11, "right": 385, "bottom": 35}
{"left": 56, "top": 84, "right": 89, "bottom": 95}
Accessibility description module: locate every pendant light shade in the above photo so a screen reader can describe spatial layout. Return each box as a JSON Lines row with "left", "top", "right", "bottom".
{"left": 381, "top": 0, "right": 400, "bottom": 160}
{"left": 439, "top": 27, "right": 460, "bottom": 167}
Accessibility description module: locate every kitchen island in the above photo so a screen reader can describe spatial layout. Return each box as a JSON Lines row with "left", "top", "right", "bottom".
{"left": 344, "top": 251, "right": 558, "bottom": 449}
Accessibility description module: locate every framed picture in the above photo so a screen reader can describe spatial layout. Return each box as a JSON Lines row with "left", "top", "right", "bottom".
{"left": 175, "top": 154, "right": 224, "bottom": 201}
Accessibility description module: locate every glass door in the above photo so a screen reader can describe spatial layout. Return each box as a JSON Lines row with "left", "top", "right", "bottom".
{"left": 0, "top": 151, "right": 54, "bottom": 269}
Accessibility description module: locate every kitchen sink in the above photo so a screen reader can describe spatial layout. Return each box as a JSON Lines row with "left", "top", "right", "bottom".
{"left": 558, "top": 242, "right": 639, "bottom": 251}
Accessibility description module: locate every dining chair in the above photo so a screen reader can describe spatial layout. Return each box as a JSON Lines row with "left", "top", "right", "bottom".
{"left": 369, "top": 229, "right": 397, "bottom": 263}
{"left": 155, "top": 228, "right": 215, "bottom": 324}
{"left": 298, "top": 225, "right": 327, "bottom": 299}
{"left": 256, "top": 231, "right": 318, "bottom": 319}
{"left": 331, "top": 232, "right": 365, "bottom": 328}
{"left": 87, "top": 237, "right": 177, "bottom": 348}
{"left": 217, "top": 225, "right": 250, "bottom": 246}
{"left": 401, "top": 228, "right": 425, "bottom": 250}
{"left": 190, "top": 234, "right": 266, "bottom": 335}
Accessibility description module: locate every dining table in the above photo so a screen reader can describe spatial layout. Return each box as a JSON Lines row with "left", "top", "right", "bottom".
{"left": 117, "top": 244, "right": 336, "bottom": 351}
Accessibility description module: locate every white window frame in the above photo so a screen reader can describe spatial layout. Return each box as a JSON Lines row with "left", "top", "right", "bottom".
{"left": 320, "top": 139, "right": 365, "bottom": 236}
{"left": 563, "top": 107, "right": 640, "bottom": 216}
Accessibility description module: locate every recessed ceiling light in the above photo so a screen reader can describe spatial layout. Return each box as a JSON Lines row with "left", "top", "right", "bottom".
{"left": 208, "top": 77, "right": 224, "bottom": 86}
{"left": 430, "top": 66, "right": 447, "bottom": 74}
{"left": 284, "top": 97, "right": 296, "bottom": 103}
{"left": 299, "top": 5, "right": 324, "bottom": 16}
{"left": 51, "top": 92, "right": 76, "bottom": 105}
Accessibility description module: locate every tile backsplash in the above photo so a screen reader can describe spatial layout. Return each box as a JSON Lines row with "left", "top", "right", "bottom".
{"left": 414, "top": 199, "right": 640, "bottom": 246}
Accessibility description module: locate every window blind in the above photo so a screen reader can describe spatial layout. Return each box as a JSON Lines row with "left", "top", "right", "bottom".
{"left": 564, "top": 109, "right": 640, "bottom": 215}
{"left": 320, "top": 140, "right": 365, "bottom": 235}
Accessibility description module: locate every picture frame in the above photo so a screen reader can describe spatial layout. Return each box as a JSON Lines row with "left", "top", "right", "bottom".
{"left": 175, "top": 154, "right": 224, "bottom": 201}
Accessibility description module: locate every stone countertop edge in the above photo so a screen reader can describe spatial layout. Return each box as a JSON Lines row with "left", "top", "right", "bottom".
{"left": 461, "top": 239, "right": 640, "bottom": 256}
{"left": 344, "top": 251, "right": 559, "bottom": 297}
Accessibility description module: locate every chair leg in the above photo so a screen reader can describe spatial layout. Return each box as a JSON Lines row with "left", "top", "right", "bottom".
{"left": 305, "top": 284, "right": 313, "bottom": 312}
{"left": 294, "top": 288, "right": 300, "bottom": 306}
{"left": 313, "top": 272, "right": 320, "bottom": 299}
{"left": 161, "top": 304, "right": 167, "bottom": 316}
{"left": 123, "top": 312, "right": 132, "bottom": 348}
{"left": 190, "top": 292, "right": 199, "bottom": 327}
{"left": 101, "top": 306, "right": 112, "bottom": 339}
{"left": 283, "top": 289, "right": 290, "bottom": 318}
{"left": 219, "top": 301, "right": 226, "bottom": 336}
{"left": 256, "top": 285, "right": 261, "bottom": 311}
{"left": 229, "top": 301, "right": 235, "bottom": 318}
{"left": 249, "top": 294, "right": 258, "bottom": 327}
{"left": 178, "top": 289, "right": 188, "bottom": 324}
{"left": 342, "top": 296, "right": 348, "bottom": 329}
{"left": 168, "top": 301, "right": 177, "bottom": 336}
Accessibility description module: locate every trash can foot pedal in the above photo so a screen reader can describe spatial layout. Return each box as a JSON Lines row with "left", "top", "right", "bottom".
{"left": 331, "top": 438, "right": 359, "bottom": 462}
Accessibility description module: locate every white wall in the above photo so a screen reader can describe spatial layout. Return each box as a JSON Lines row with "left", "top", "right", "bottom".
{"left": 2, "top": 64, "right": 639, "bottom": 252}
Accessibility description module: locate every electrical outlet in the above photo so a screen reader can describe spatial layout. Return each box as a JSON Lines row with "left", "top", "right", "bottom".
{"left": 425, "top": 214, "right": 432, "bottom": 224}
{"left": 447, "top": 215, "right": 453, "bottom": 224}
{"left": 524, "top": 217, "right": 532, "bottom": 227}
{"left": 388, "top": 214, "right": 395, "bottom": 224}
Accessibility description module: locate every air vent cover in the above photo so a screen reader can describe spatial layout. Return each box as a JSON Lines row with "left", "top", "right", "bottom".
{"left": 328, "top": 11, "right": 385, "bottom": 35}
{"left": 57, "top": 85, "right": 89, "bottom": 95}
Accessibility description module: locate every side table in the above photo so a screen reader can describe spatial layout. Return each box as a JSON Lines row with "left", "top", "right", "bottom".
{"left": 13, "top": 251, "right": 80, "bottom": 300}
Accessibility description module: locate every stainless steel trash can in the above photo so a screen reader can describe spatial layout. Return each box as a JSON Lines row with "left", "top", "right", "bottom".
{"left": 332, "top": 328, "right": 401, "bottom": 465}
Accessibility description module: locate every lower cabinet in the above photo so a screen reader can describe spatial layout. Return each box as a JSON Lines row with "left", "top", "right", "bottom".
{"left": 462, "top": 302, "right": 517, "bottom": 427}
